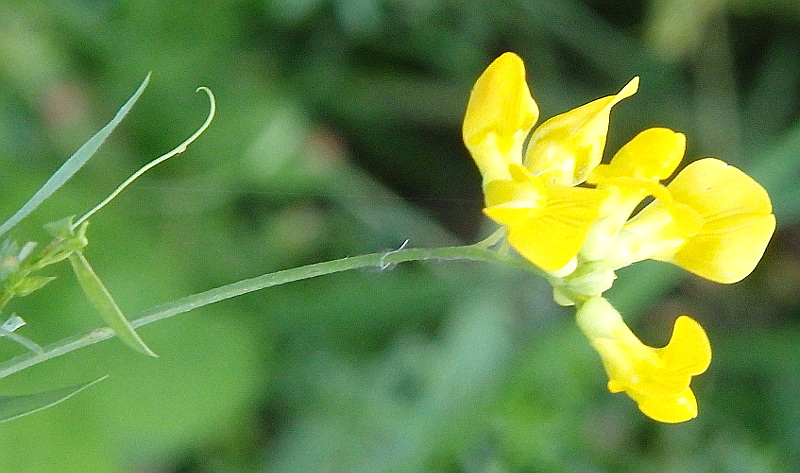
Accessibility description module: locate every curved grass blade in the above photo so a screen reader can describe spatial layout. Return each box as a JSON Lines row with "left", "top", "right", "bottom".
{"left": 0, "top": 376, "right": 107, "bottom": 423}
{"left": 0, "top": 74, "right": 151, "bottom": 239}
{"left": 68, "top": 251, "right": 157, "bottom": 357}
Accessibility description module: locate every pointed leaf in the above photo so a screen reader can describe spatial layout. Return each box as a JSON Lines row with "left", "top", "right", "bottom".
{"left": 0, "top": 376, "right": 107, "bottom": 423}
{"left": 0, "top": 74, "right": 151, "bottom": 239}
{"left": 68, "top": 251, "right": 157, "bottom": 357}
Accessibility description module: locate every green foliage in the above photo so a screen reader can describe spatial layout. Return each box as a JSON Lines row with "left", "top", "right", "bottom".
{"left": 0, "top": 73, "right": 149, "bottom": 239}
{"left": 0, "top": 376, "right": 106, "bottom": 423}
{"left": 0, "top": 74, "right": 158, "bottom": 421}
{"left": 0, "top": 0, "right": 799, "bottom": 472}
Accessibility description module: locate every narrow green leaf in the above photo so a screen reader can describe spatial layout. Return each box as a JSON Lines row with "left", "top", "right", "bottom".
{"left": 68, "top": 251, "right": 157, "bottom": 357}
{"left": 0, "top": 376, "right": 107, "bottom": 423}
{"left": 0, "top": 73, "right": 151, "bottom": 239}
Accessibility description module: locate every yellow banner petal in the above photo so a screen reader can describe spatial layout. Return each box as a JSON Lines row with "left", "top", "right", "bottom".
{"left": 525, "top": 77, "right": 639, "bottom": 186}
{"left": 463, "top": 52, "right": 539, "bottom": 184}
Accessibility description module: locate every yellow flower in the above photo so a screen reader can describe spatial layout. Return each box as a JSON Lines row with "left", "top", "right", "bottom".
{"left": 462, "top": 52, "right": 635, "bottom": 272}
{"left": 462, "top": 52, "right": 774, "bottom": 423}
{"left": 577, "top": 297, "right": 711, "bottom": 423}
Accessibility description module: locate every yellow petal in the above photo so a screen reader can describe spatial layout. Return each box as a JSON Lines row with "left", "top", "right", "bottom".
{"left": 525, "top": 77, "right": 639, "bottom": 186}
{"left": 463, "top": 52, "right": 539, "bottom": 184}
{"left": 658, "top": 316, "right": 712, "bottom": 377}
{"left": 483, "top": 163, "right": 547, "bottom": 208}
{"left": 487, "top": 185, "right": 608, "bottom": 272}
{"left": 577, "top": 298, "right": 711, "bottom": 423}
{"left": 590, "top": 127, "right": 686, "bottom": 183}
{"left": 601, "top": 196, "right": 702, "bottom": 269}
{"left": 634, "top": 387, "right": 699, "bottom": 423}
{"left": 631, "top": 315, "right": 711, "bottom": 395}
{"left": 580, "top": 128, "right": 687, "bottom": 264}
{"left": 662, "top": 158, "right": 776, "bottom": 283}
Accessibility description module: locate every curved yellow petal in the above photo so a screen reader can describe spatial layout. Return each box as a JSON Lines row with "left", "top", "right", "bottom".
{"left": 485, "top": 182, "right": 608, "bottom": 272}
{"left": 463, "top": 52, "right": 539, "bottom": 184}
{"left": 525, "top": 77, "right": 639, "bottom": 186}
{"left": 658, "top": 315, "right": 712, "bottom": 377}
{"left": 634, "top": 387, "right": 699, "bottom": 423}
{"left": 662, "top": 158, "right": 776, "bottom": 283}
{"left": 630, "top": 316, "right": 710, "bottom": 423}
{"left": 590, "top": 127, "right": 686, "bottom": 183}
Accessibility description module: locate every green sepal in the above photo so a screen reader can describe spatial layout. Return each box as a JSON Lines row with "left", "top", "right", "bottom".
{"left": 43, "top": 216, "right": 78, "bottom": 239}
{"left": 33, "top": 218, "right": 89, "bottom": 270}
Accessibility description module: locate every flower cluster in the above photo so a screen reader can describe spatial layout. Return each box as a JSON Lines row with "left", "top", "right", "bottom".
{"left": 462, "top": 52, "right": 775, "bottom": 422}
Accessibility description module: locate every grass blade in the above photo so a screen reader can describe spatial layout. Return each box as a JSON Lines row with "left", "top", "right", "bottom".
{"left": 0, "top": 73, "right": 151, "bottom": 239}
{"left": 0, "top": 376, "right": 107, "bottom": 423}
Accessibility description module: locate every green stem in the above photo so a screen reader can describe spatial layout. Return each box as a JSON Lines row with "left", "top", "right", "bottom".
{"left": 0, "top": 242, "right": 532, "bottom": 380}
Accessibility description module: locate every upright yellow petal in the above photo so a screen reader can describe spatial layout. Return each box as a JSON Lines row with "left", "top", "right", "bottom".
{"left": 660, "top": 158, "right": 776, "bottom": 283}
{"left": 525, "top": 77, "right": 639, "bottom": 186}
{"left": 463, "top": 52, "right": 539, "bottom": 184}
{"left": 590, "top": 127, "right": 686, "bottom": 183}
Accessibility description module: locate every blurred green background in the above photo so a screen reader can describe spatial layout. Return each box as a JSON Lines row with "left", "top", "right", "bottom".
{"left": 0, "top": 0, "right": 799, "bottom": 471}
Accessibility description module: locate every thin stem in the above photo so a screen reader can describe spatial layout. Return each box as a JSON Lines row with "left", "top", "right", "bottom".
{"left": 1, "top": 332, "right": 44, "bottom": 354}
{"left": 473, "top": 227, "right": 506, "bottom": 249}
{"left": 0, "top": 243, "right": 533, "bottom": 380}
